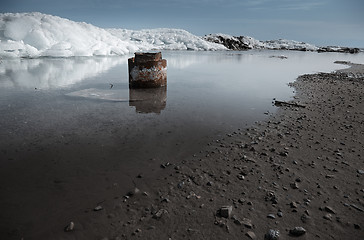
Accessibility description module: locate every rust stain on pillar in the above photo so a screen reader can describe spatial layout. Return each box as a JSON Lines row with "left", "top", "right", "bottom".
{"left": 128, "top": 52, "right": 167, "bottom": 88}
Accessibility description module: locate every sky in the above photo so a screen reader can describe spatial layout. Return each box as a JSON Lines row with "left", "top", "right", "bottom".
{"left": 1, "top": 0, "right": 364, "bottom": 47}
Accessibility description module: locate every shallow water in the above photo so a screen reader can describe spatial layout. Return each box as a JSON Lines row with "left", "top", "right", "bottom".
{"left": 1, "top": 50, "right": 364, "bottom": 238}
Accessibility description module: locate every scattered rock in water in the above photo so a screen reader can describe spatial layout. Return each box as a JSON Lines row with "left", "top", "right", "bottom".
{"left": 289, "top": 226, "right": 306, "bottom": 236}
{"left": 64, "top": 221, "right": 74, "bottom": 232}
{"left": 246, "top": 231, "right": 257, "bottom": 239}
{"left": 264, "top": 229, "right": 280, "bottom": 240}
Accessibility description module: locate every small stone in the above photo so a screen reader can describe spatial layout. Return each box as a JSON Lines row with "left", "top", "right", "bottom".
{"left": 357, "top": 169, "right": 364, "bottom": 174}
{"left": 241, "top": 218, "right": 253, "bottom": 228}
{"left": 300, "top": 214, "right": 311, "bottom": 223}
{"left": 237, "top": 175, "right": 245, "bottom": 180}
{"left": 246, "top": 231, "right": 257, "bottom": 239}
{"left": 219, "top": 206, "right": 233, "bottom": 218}
{"left": 277, "top": 211, "right": 283, "bottom": 217}
{"left": 279, "top": 152, "right": 288, "bottom": 157}
{"left": 290, "top": 182, "right": 299, "bottom": 189}
{"left": 267, "top": 214, "right": 276, "bottom": 219}
{"left": 127, "top": 188, "right": 140, "bottom": 197}
{"left": 264, "top": 229, "right": 280, "bottom": 240}
{"left": 290, "top": 201, "right": 298, "bottom": 208}
{"left": 153, "top": 209, "right": 167, "bottom": 219}
{"left": 64, "top": 222, "right": 74, "bottom": 232}
{"left": 289, "top": 227, "right": 306, "bottom": 236}
{"left": 324, "top": 206, "right": 336, "bottom": 214}
{"left": 206, "top": 181, "right": 213, "bottom": 186}
{"left": 94, "top": 205, "right": 103, "bottom": 211}
{"left": 323, "top": 213, "right": 333, "bottom": 220}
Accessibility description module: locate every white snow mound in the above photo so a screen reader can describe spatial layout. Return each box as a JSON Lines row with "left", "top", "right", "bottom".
{"left": 0, "top": 12, "right": 226, "bottom": 58}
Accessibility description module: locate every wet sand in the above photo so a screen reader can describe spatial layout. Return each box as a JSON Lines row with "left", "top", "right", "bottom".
{"left": 1, "top": 62, "right": 364, "bottom": 240}
{"left": 85, "top": 62, "right": 363, "bottom": 240}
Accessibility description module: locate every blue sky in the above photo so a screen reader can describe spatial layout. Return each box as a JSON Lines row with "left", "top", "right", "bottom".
{"left": 1, "top": 0, "right": 364, "bottom": 47}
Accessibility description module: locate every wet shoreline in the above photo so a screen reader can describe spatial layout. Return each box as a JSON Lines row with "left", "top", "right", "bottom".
{"left": 1, "top": 56, "right": 364, "bottom": 239}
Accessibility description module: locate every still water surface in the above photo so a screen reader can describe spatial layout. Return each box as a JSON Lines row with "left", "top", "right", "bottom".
{"left": 1, "top": 50, "right": 364, "bottom": 238}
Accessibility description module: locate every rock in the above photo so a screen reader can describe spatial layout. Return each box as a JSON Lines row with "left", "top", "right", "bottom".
{"left": 241, "top": 218, "right": 253, "bottom": 228}
{"left": 277, "top": 211, "right": 283, "bottom": 217}
{"left": 246, "top": 231, "right": 257, "bottom": 239}
{"left": 290, "top": 182, "right": 299, "bottom": 189}
{"left": 323, "top": 213, "right": 333, "bottom": 220}
{"left": 264, "top": 229, "right": 280, "bottom": 240}
{"left": 300, "top": 214, "right": 311, "bottom": 223}
{"left": 237, "top": 174, "right": 245, "bottom": 180}
{"left": 290, "top": 201, "right": 298, "bottom": 208}
{"left": 324, "top": 206, "right": 336, "bottom": 214}
{"left": 153, "top": 209, "right": 168, "bottom": 219}
{"left": 289, "top": 227, "right": 306, "bottom": 236}
{"left": 357, "top": 169, "right": 364, "bottom": 174}
{"left": 267, "top": 214, "right": 276, "bottom": 219}
{"left": 94, "top": 205, "right": 103, "bottom": 211}
{"left": 219, "top": 206, "right": 233, "bottom": 218}
{"left": 127, "top": 188, "right": 140, "bottom": 197}
{"left": 64, "top": 221, "right": 74, "bottom": 232}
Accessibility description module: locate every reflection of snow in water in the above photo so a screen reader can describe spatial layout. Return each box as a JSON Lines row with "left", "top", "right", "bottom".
{"left": 66, "top": 88, "right": 129, "bottom": 102}
{"left": 0, "top": 57, "right": 128, "bottom": 89}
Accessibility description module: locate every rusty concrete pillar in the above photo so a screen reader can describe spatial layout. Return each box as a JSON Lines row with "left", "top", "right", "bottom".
{"left": 128, "top": 52, "right": 167, "bottom": 88}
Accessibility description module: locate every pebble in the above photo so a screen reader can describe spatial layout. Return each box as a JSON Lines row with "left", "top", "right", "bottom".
{"left": 219, "top": 206, "right": 232, "bottom": 218}
{"left": 153, "top": 209, "right": 167, "bottom": 219}
{"left": 264, "top": 229, "right": 280, "bottom": 240}
{"left": 324, "top": 206, "right": 336, "bottom": 214}
{"left": 323, "top": 213, "right": 333, "bottom": 220}
{"left": 94, "top": 205, "right": 103, "bottom": 211}
{"left": 241, "top": 218, "right": 253, "bottom": 228}
{"left": 277, "top": 211, "right": 283, "bottom": 217}
{"left": 290, "top": 201, "right": 298, "bottom": 208}
{"left": 357, "top": 169, "right": 364, "bottom": 174}
{"left": 290, "top": 182, "right": 299, "bottom": 189}
{"left": 246, "top": 231, "right": 257, "bottom": 239}
{"left": 267, "top": 214, "right": 276, "bottom": 219}
{"left": 289, "top": 226, "right": 306, "bottom": 236}
{"left": 64, "top": 221, "right": 74, "bottom": 232}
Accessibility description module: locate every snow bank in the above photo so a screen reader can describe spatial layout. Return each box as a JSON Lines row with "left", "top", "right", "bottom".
{"left": 0, "top": 12, "right": 225, "bottom": 58}
{"left": 108, "top": 28, "right": 226, "bottom": 51}
{"left": 0, "top": 12, "right": 139, "bottom": 58}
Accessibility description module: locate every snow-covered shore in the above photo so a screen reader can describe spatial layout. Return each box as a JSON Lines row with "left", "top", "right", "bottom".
{"left": 0, "top": 12, "right": 361, "bottom": 58}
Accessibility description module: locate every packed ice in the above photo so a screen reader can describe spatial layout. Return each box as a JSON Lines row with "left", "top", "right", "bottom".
{"left": 0, "top": 12, "right": 225, "bottom": 58}
{"left": 0, "top": 12, "right": 358, "bottom": 59}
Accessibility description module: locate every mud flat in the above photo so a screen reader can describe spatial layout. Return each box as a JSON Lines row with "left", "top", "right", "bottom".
{"left": 82, "top": 62, "right": 363, "bottom": 240}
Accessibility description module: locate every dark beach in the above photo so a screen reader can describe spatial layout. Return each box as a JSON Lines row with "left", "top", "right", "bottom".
{"left": 1, "top": 61, "right": 364, "bottom": 240}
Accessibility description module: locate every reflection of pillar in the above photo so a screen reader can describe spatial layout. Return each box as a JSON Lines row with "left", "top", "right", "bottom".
{"left": 128, "top": 52, "right": 167, "bottom": 88}
{"left": 129, "top": 86, "right": 167, "bottom": 114}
